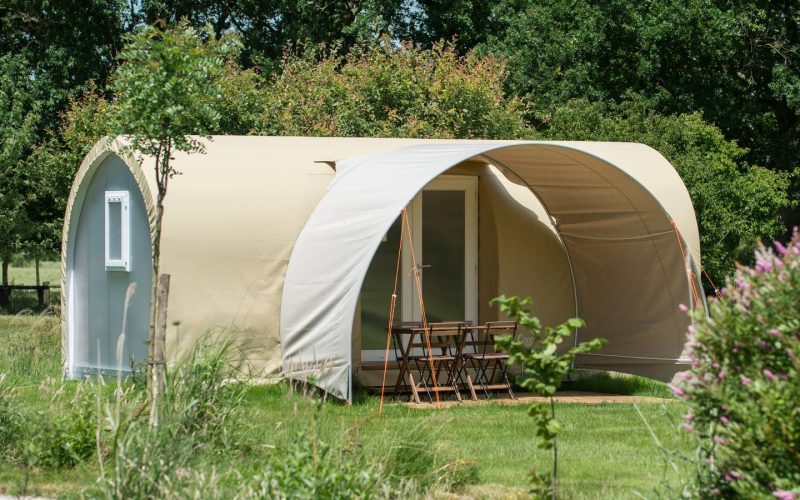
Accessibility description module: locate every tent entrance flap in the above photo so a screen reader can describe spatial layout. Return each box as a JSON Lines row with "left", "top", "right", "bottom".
{"left": 279, "top": 141, "right": 700, "bottom": 401}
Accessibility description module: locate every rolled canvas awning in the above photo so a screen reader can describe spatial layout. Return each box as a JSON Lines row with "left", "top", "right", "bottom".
{"left": 280, "top": 141, "right": 702, "bottom": 401}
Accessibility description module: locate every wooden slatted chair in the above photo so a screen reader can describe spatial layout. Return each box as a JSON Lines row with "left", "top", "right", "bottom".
{"left": 461, "top": 321, "right": 517, "bottom": 399}
{"left": 408, "top": 322, "right": 465, "bottom": 403}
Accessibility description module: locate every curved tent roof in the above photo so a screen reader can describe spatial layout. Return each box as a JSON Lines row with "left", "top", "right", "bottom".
{"left": 281, "top": 141, "right": 701, "bottom": 401}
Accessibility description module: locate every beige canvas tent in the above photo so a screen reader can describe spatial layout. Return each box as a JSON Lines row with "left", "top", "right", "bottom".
{"left": 61, "top": 136, "right": 702, "bottom": 401}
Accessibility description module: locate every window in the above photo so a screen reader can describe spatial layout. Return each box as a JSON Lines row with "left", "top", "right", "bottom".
{"left": 105, "top": 191, "right": 130, "bottom": 271}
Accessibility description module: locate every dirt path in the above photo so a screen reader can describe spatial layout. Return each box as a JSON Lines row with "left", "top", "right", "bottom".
{"left": 403, "top": 390, "right": 674, "bottom": 409}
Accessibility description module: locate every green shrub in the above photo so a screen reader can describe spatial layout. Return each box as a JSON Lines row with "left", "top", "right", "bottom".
{"left": 249, "top": 428, "right": 384, "bottom": 499}
{"left": 677, "top": 229, "right": 800, "bottom": 498}
{"left": 0, "top": 375, "right": 22, "bottom": 459}
{"left": 256, "top": 39, "right": 532, "bottom": 140}
{"left": 0, "top": 376, "right": 98, "bottom": 469}
{"left": 29, "top": 382, "right": 98, "bottom": 468}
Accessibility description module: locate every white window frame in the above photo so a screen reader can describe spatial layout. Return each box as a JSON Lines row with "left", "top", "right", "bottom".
{"left": 404, "top": 176, "right": 478, "bottom": 325}
{"left": 104, "top": 191, "right": 130, "bottom": 271}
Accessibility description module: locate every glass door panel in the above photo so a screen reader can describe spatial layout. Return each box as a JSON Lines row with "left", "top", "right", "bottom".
{"left": 422, "top": 190, "right": 466, "bottom": 323}
{"left": 360, "top": 217, "right": 403, "bottom": 351}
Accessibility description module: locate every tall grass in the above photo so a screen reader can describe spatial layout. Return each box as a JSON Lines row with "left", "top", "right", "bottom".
{"left": 0, "top": 314, "right": 62, "bottom": 384}
{"left": 95, "top": 335, "right": 246, "bottom": 499}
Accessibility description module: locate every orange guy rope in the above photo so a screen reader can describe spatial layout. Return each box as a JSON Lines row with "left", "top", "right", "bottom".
{"left": 670, "top": 220, "right": 702, "bottom": 307}
{"left": 403, "top": 209, "right": 441, "bottom": 408}
{"left": 701, "top": 267, "right": 725, "bottom": 302}
{"left": 379, "top": 210, "right": 406, "bottom": 416}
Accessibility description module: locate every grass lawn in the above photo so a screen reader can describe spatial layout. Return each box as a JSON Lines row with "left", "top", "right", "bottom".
{"left": 0, "top": 314, "right": 692, "bottom": 498}
{"left": 5, "top": 260, "right": 61, "bottom": 286}
{"left": 1, "top": 261, "right": 62, "bottom": 313}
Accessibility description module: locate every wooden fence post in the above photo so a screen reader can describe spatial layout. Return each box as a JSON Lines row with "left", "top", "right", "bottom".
{"left": 150, "top": 273, "right": 170, "bottom": 426}
{"left": 42, "top": 281, "right": 50, "bottom": 307}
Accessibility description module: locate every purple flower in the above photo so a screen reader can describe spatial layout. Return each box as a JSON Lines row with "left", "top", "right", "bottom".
{"left": 714, "top": 436, "right": 727, "bottom": 446}
{"left": 684, "top": 413, "right": 695, "bottom": 421}
{"left": 764, "top": 369, "right": 777, "bottom": 382}
{"left": 669, "top": 384, "right": 686, "bottom": 397}
{"left": 740, "top": 375, "right": 751, "bottom": 386}
{"left": 755, "top": 260, "right": 773, "bottom": 274}
{"left": 679, "top": 371, "right": 693, "bottom": 382}
{"left": 681, "top": 423, "right": 694, "bottom": 432}
{"left": 720, "top": 416, "right": 729, "bottom": 425}
{"left": 773, "top": 491, "right": 796, "bottom": 500}
{"left": 769, "top": 328, "right": 781, "bottom": 336}
{"left": 775, "top": 240, "right": 788, "bottom": 255}
{"left": 679, "top": 303, "right": 689, "bottom": 312}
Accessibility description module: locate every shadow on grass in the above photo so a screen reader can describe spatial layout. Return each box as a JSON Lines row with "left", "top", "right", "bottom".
{"left": 561, "top": 371, "right": 674, "bottom": 398}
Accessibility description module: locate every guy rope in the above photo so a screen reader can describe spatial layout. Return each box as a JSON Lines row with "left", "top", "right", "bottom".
{"left": 379, "top": 208, "right": 441, "bottom": 415}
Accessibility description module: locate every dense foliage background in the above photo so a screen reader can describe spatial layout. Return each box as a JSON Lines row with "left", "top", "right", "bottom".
{"left": 1, "top": 0, "right": 797, "bottom": 290}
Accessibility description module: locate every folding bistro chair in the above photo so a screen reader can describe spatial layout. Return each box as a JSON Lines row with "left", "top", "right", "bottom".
{"left": 462, "top": 321, "right": 517, "bottom": 399}
{"left": 389, "top": 321, "right": 422, "bottom": 395}
{"left": 407, "top": 322, "right": 465, "bottom": 403}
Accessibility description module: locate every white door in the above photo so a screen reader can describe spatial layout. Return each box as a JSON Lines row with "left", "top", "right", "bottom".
{"left": 361, "top": 176, "right": 478, "bottom": 361}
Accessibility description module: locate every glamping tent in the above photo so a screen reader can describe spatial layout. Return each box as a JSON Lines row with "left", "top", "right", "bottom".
{"left": 62, "top": 136, "right": 703, "bottom": 401}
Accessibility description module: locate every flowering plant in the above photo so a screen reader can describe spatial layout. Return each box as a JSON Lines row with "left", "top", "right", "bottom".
{"left": 674, "top": 229, "right": 800, "bottom": 498}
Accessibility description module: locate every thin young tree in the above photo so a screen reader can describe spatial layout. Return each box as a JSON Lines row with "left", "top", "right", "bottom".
{"left": 492, "top": 295, "right": 605, "bottom": 499}
{"left": 109, "top": 20, "right": 238, "bottom": 423}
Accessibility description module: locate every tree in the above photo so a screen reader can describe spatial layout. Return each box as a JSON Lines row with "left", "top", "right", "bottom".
{"left": 0, "top": 55, "right": 43, "bottom": 298}
{"left": 478, "top": 0, "right": 799, "bottom": 229}
{"left": 541, "top": 98, "right": 791, "bottom": 291}
{"left": 109, "top": 21, "right": 237, "bottom": 419}
{"left": 410, "top": 0, "right": 497, "bottom": 53}
{"left": 136, "top": 0, "right": 409, "bottom": 70}
{"left": 256, "top": 40, "right": 532, "bottom": 139}
{"left": 27, "top": 87, "right": 115, "bottom": 269}
{"left": 0, "top": 0, "right": 127, "bottom": 137}
{"left": 492, "top": 295, "right": 605, "bottom": 498}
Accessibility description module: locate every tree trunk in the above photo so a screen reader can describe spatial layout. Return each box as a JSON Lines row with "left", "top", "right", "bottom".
{"left": 551, "top": 397, "right": 558, "bottom": 500}
{"left": 0, "top": 259, "right": 9, "bottom": 312}
{"left": 150, "top": 273, "right": 170, "bottom": 426}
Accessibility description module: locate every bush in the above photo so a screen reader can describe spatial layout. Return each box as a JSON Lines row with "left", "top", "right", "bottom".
{"left": 0, "top": 375, "right": 99, "bottom": 469}
{"left": 677, "top": 229, "right": 800, "bottom": 498}
{"left": 0, "top": 375, "right": 22, "bottom": 460}
{"left": 29, "top": 381, "right": 98, "bottom": 468}
{"left": 256, "top": 39, "right": 532, "bottom": 140}
{"left": 249, "top": 428, "right": 384, "bottom": 499}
